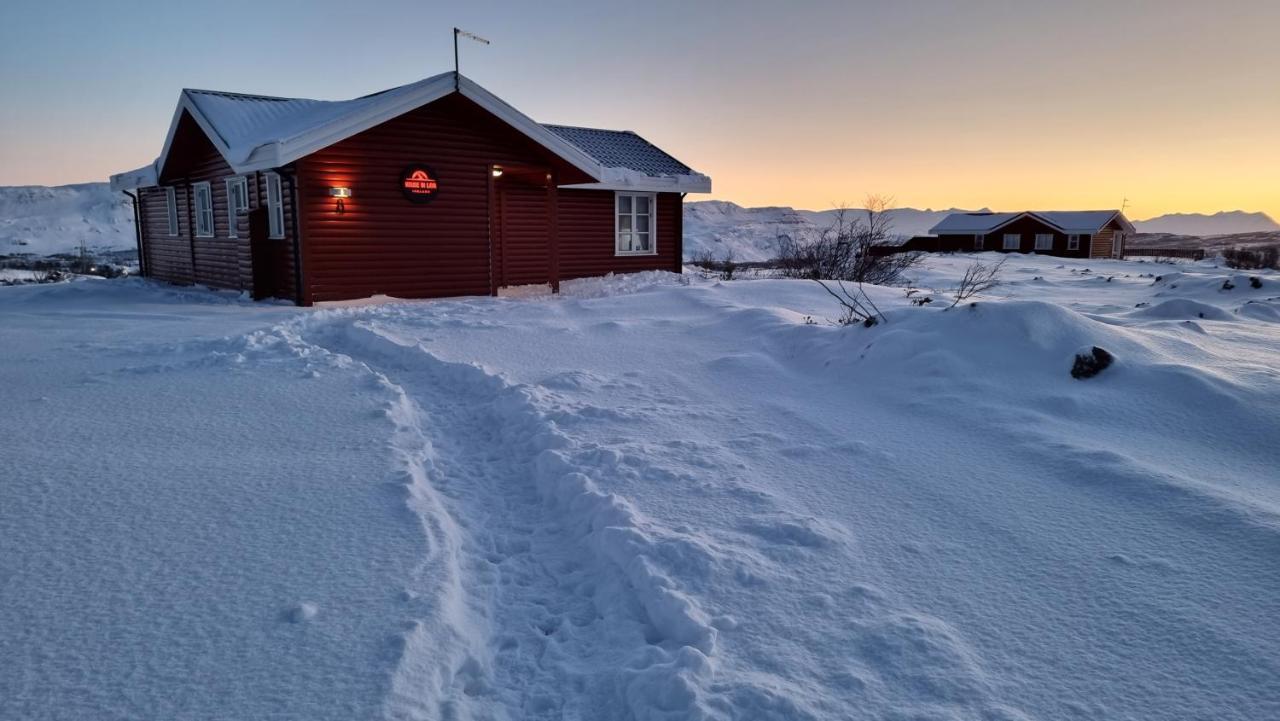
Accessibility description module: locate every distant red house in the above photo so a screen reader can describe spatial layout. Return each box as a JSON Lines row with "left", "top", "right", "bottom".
{"left": 110, "top": 72, "right": 710, "bottom": 304}
{"left": 911, "top": 210, "right": 1135, "bottom": 259}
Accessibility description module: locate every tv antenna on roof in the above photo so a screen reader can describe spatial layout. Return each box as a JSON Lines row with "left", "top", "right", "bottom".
{"left": 1121, "top": 196, "right": 1131, "bottom": 214}
{"left": 454, "top": 27, "right": 491, "bottom": 85}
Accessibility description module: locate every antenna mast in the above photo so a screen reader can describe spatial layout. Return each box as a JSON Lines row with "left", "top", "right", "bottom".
{"left": 453, "top": 27, "right": 491, "bottom": 87}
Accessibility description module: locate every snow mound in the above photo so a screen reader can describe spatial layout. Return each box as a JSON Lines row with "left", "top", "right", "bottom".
{"left": 1130, "top": 298, "right": 1236, "bottom": 322}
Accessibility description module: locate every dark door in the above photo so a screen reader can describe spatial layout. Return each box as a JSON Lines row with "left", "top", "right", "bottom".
{"left": 248, "top": 208, "right": 278, "bottom": 300}
{"left": 492, "top": 167, "right": 554, "bottom": 289}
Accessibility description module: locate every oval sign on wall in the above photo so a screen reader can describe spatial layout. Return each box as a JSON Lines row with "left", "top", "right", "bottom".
{"left": 401, "top": 165, "right": 439, "bottom": 203}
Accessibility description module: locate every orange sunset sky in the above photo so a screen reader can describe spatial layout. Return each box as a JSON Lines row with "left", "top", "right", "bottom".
{"left": 1, "top": 0, "right": 1277, "bottom": 220}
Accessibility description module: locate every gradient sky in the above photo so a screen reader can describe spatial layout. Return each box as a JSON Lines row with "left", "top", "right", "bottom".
{"left": 2, "top": 0, "right": 1277, "bottom": 219}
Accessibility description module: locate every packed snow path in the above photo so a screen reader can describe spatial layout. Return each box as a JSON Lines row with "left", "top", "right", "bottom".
{"left": 3, "top": 254, "right": 1279, "bottom": 720}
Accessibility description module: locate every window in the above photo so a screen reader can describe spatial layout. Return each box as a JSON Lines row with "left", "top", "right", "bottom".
{"left": 164, "top": 187, "right": 178, "bottom": 236}
{"left": 1003, "top": 233, "right": 1021, "bottom": 250}
{"left": 266, "top": 172, "right": 285, "bottom": 239}
{"left": 615, "top": 192, "right": 655, "bottom": 255}
{"left": 225, "top": 176, "right": 249, "bottom": 238}
{"left": 1067, "top": 234, "right": 1081, "bottom": 251}
{"left": 193, "top": 182, "right": 214, "bottom": 238}
{"left": 1035, "top": 233, "right": 1053, "bottom": 251}
{"left": 973, "top": 234, "right": 985, "bottom": 250}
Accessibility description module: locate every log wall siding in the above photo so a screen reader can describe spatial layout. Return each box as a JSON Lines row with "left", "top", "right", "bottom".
{"left": 138, "top": 111, "right": 298, "bottom": 300}
{"left": 556, "top": 189, "right": 681, "bottom": 281}
{"left": 138, "top": 186, "right": 194, "bottom": 284}
{"left": 296, "top": 94, "right": 594, "bottom": 303}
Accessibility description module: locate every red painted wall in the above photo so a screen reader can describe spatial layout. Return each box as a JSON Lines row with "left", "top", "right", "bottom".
{"left": 297, "top": 93, "right": 683, "bottom": 303}
{"left": 141, "top": 111, "right": 299, "bottom": 300}
{"left": 557, "top": 189, "right": 682, "bottom": 281}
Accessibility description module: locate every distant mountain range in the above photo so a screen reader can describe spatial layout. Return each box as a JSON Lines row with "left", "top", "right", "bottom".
{"left": 1131, "top": 210, "right": 1280, "bottom": 236}
{"left": 1, "top": 183, "right": 1276, "bottom": 261}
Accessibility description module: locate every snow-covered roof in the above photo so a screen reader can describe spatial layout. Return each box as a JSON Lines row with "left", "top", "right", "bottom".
{"left": 543, "top": 125, "right": 692, "bottom": 177}
{"left": 929, "top": 210, "right": 1134, "bottom": 235}
{"left": 110, "top": 73, "right": 710, "bottom": 194}
{"left": 928, "top": 212, "right": 1023, "bottom": 234}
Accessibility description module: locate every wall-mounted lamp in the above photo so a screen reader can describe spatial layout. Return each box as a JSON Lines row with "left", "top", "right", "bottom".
{"left": 330, "top": 186, "right": 352, "bottom": 214}
{"left": 491, "top": 167, "right": 504, "bottom": 178}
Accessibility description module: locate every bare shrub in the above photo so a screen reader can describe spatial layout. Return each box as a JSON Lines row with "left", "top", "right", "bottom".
{"left": 777, "top": 195, "right": 921, "bottom": 285}
{"left": 949, "top": 257, "right": 1006, "bottom": 309}
{"left": 1222, "top": 245, "right": 1280, "bottom": 270}
{"left": 692, "top": 248, "right": 739, "bottom": 281}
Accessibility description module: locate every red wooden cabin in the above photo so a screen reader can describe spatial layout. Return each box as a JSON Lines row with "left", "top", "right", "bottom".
{"left": 922, "top": 210, "right": 1135, "bottom": 259}
{"left": 110, "top": 72, "right": 711, "bottom": 304}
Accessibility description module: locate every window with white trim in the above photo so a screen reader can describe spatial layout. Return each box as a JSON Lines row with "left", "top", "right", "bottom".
{"left": 225, "top": 176, "right": 249, "bottom": 238}
{"left": 266, "top": 172, "right": 285, "bottom": 239}
{"left": 193, "top": 182, "right": 214, "bottom": 238}
{"left": 1067, "top": 234, "right": 1081, "bottom": 251}
{"left": 1034, "top": 233, "right": 1053, "bottom": 251}
{"left": 615, "top": 192, "right": 655, "bottom": 255}
{"left": 164, "top": 187, "right": 178, "bottom": 236}
{"left": 1003, "top": 233, "right": 1021, "bottom": 250}
{"left": 973, "top": 234, "right": 985, "bottom": 250}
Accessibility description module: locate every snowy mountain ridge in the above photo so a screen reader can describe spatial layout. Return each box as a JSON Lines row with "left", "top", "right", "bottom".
{"left": 1132, "top": 210, "right": 1280, "bottom": 236}
{"left": 0, "top": 183, "right": 135, "bottom": 256}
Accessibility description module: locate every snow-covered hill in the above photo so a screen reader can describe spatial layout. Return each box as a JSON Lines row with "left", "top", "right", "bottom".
{"left": 1134, "top": 210, "right": 1280, "bottom": 236}
{"left": 683, "top": 200, "right": 973, "bottom": 262}
{"left": 0, "top": 182, "right": 135, "bottom": 256}
{"left": 4, "top": 255, "right": 1278, "bottom": 720}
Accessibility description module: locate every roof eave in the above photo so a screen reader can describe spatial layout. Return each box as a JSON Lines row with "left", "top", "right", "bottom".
{"left": 560, "top": 170, "right": 711, "bottom": 193}
{"left": 109, "top": 162, "right": 159, "bottom": 191}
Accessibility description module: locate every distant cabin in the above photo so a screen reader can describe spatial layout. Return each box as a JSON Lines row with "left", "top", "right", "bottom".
{"left": 904, "top": 210, "right": 1135, "bottom": 259}
{"left": 110, "top": 72, "right": 711, "bottom": 305}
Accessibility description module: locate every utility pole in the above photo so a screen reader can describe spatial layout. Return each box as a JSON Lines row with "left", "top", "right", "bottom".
{"left": 453, "top": 27, "right": 491, "bottom": 88}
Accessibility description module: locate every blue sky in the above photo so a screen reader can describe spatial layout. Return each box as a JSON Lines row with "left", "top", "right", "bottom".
{"left": 3, "top": 0, "right": 1278, "bottom": 218}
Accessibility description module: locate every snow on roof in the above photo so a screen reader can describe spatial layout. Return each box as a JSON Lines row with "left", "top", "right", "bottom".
{"left": 111, "top": 73, "right": 710, "bottom": 194}
{"left": 542, "top": 125, "right": 694, "bottom": 178}
{"left": 928, "top": 212, "right": 1023, "bottom": 234}
{"left": 1035, "top": 211, "right": 1134, "bottom": 234}
{"left": 929, "top": 210, "right": 1133, "bottom": 235}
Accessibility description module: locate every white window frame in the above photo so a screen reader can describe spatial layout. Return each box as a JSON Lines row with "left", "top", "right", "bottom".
{"left": 973, "top": 233, "right": 985, "bottom": 250}
{"left": 265, "top": 172, "right": 285, "bottom": 240}
{"left": 193, "top": 182, "right": 214, "bottom": 238}
{"left": 1003, "top": 233, "right": 1021, "bottom": 250}
{"left": 1067, "top": 234, "right": 1081, "bottom": 251}
{"left": 614, "top": 191, "right": 657, "bottom": 256}
{"left": 1034, "top": 233, "right": 1054, "bottom": 251}
{"left": 164, "top": 187, "right": 178, "bottom": 236}
{"left": 225, "top": 176, "right": 249, "bottom": 238}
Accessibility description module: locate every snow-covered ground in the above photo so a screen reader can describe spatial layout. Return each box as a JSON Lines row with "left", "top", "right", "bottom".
{"left": 2, "top": 254, "right": 1278, "bottom": 720}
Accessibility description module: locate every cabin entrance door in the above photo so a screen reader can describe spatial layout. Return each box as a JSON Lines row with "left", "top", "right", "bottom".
{"left": 490, "top": 164, "right": 559, "bottom": 294}
{"left": 248, "top": 207, "right": 281, "bottom": 300}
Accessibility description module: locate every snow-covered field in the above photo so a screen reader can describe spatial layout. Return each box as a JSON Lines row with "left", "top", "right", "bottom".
{"left": 2, "top": 254, "right": 1278, "bottom": 720}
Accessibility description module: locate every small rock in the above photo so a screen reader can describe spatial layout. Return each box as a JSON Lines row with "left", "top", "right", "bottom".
{"left": 1071, "top": 347, "right": 1114, "bottom": 379}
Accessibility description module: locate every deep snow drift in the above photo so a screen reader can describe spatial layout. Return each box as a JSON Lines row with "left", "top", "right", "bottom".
{"left": 2, "top": 254, "right": 1278, "bottom": 720}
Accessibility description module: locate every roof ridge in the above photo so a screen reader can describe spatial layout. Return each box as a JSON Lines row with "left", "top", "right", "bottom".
{"left": 543, "top": 122, "right": 637, "bottom": 135}
{"left": 184, "top": 88, "right": 309, "bottom": 102}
